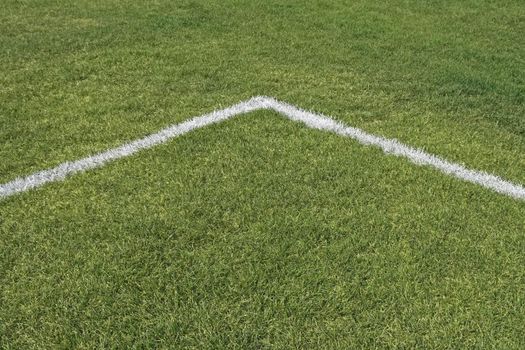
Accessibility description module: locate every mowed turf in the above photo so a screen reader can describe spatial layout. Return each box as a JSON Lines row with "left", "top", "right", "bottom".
{"left": 1, "top": 0, "right": 525, "bottom": 348}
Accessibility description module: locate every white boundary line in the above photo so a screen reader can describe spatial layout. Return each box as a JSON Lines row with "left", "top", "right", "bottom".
{"left": 1, "top": 96, "right": 524, "bottom": 200}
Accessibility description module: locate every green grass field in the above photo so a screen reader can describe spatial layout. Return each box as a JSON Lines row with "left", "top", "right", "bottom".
{"left": 1, "top": 0, "right": 525, "bottom": 348}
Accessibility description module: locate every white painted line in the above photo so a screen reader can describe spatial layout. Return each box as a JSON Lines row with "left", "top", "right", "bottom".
{"left": 1, "top": 96, "right": 524, "bottom": 200}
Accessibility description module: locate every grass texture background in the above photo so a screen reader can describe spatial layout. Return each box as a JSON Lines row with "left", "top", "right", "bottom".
{"left": 1, "top": 0, "right": 524, "bottom": 348}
